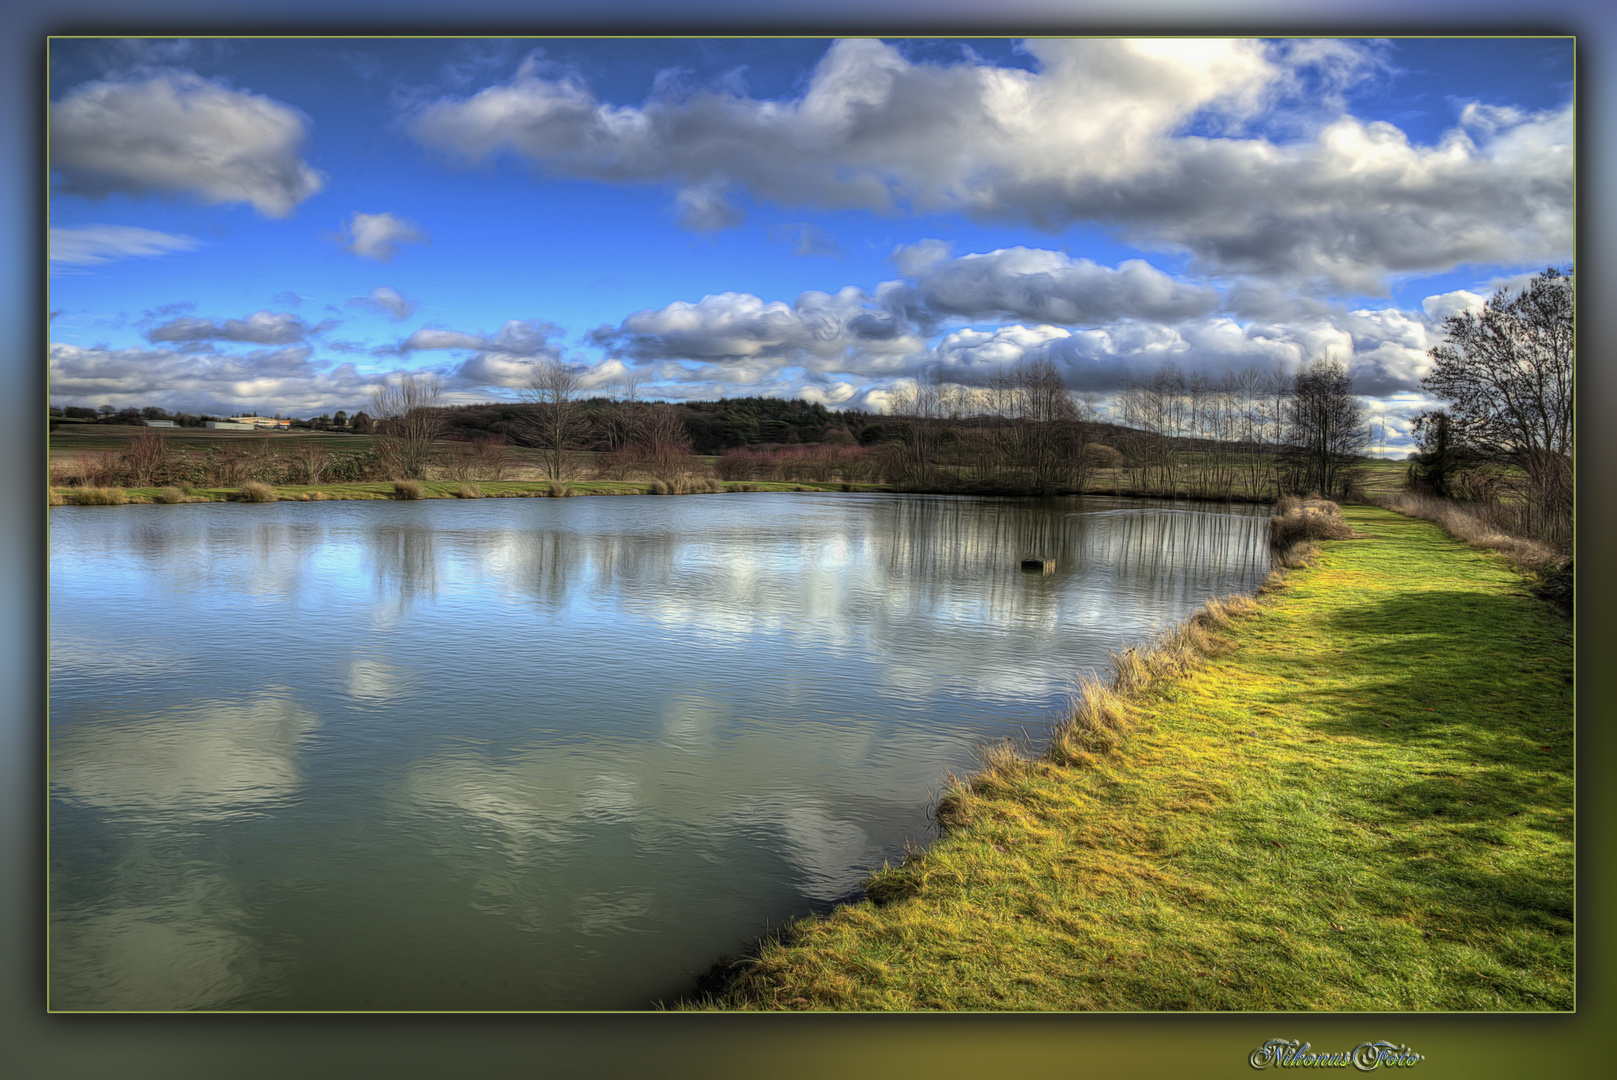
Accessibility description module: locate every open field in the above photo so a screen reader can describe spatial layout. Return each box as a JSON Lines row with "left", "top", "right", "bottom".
{"left": 690, "top": 506, "right": 1573, "bottom": 1010}
{"left": 49, "top": 426, "right": 1412, "bottom": 497}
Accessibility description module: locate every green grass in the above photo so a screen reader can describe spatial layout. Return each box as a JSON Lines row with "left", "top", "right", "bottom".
{"left": 692, "top": 507, "right": 1572, "bottom": 1011}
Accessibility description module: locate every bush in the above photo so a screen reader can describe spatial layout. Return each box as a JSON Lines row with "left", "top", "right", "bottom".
{"left": 452, "top": 483, "right": 482, "bottom": 499}
{"left": 67, "top": 487, "right": 127, "bottom": 506}
{"left": 1269, "top": 496, "right": 1355, "bottom": 549}
{"left": 647, "top": 479, "right": 671, "bottom": 495}
{"left": 153, "top": 487, "right": 186, "bottom": 504}
{"left": 1531, "top": 558, "right": 1573, "bottom": 615}
{"left": 323, "top": 449, "right": 388, "bottom": 483}
{"left": 393, "top": 480, "right": 424, "bottom": 500}
{"left": 48, "top": 490, "right": 65, "bottom": 506}
{"left": 236, "top": 481, "right": 277, "bottom": 503}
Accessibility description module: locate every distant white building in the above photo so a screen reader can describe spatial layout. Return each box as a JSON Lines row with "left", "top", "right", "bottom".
{"left": 144, "top": 419, "right": 177, "bottom": 428}
{"left": 205, "top": 421, "right": 255, "bottom": 430}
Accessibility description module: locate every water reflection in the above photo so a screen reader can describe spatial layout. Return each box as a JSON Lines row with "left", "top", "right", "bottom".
{"left": 50, "top": 865, "right": 265, "bottom": 1011}
{"left": 49, "top": 493, "right": 1272, "bottom": 1010}
{"left": 52, "top": 691, "right": 319, "bottom": 824}
{"left": 50, "top": 689, "right": 317, "bottom": 1009}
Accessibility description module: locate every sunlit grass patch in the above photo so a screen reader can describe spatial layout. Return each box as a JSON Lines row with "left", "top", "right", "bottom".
{"left": 690, "top": 507, "right": 1572, "bottom": 1012}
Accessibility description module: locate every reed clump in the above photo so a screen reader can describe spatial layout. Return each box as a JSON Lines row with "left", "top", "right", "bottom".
{"left": 236, "top": 481, "right": 277, "bottom": 503}
{"left": 1269, "top": 494, "right": 1356, "bottom": 550}
{"left": 452, "top": 483, "right": 483, "bottom": 499}
{"left": 393, "top": 480, "right": 424, "bottom": 500}
{"left": 153, "top": 487, "right": 186, "bottom": 504}
{"left": 66, "top": 487, "right": 127, "bottom": 506}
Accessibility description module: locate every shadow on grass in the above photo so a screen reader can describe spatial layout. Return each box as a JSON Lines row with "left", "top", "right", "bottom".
{"left": 1273, "top": 586, "right": 1575, "bottom": 962}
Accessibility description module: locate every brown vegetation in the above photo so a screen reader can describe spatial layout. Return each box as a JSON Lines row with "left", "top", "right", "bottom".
{"left": 1269, "top": 494, "right": 1357, "bottom": 551}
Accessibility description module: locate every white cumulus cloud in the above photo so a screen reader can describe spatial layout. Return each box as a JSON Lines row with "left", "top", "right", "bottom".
{"left": 404, "top": 38, "right": 1570, "bottom": 292}
{"left": 50, "top": 70, "right": 324, "bottom": 217}
{"left": 342, "top": 212, "right": 430, "bottom": 262}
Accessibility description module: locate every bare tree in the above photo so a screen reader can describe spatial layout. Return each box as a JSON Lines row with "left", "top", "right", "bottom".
{"left": 520, "top": 359, "right": 585, "bottom": 480}
{"left": 1284, "top": 359, "right": 1369, "bottom": 498}
{"left": 289, "top": 439, "right": 329, "bottom": 485}
{"left": 369, "top": 373, "right": 446, "bottom": 480}
{"left": 634, "top": 404, "right": 697, "bottom": 482}
{"left": 598, "top": 367, "right": 644, "bottom": 453}
{"left": 1421, "top": 266, "right": 1573, "bottom": 545}
{"left": 120, "top": 433, "right": 174, "bottom": 487}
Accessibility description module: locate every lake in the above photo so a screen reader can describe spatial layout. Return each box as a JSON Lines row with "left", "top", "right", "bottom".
{"left": 48, "top": 492, "right": 1271, "bottom": 1010}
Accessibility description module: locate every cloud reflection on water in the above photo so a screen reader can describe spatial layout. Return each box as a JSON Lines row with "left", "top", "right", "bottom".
{"left": 52, "top": 690, "right": 319, "bottom": 823}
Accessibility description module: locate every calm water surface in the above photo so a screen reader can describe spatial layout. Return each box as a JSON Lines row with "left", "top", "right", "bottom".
{"left": 49, "top": 492, "right": 1269, "bottom": 1010}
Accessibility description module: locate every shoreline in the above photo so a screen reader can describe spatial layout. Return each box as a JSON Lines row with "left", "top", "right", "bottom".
{"left": 48, "top": 479, "right": 1282, "bottom": 507}
{"left": 679, "top": 506, "right": 1573, "bottom": 1011}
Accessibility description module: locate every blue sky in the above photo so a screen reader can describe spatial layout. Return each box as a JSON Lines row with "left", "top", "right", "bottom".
{"left": 47, "top": 36, "right": 1573, "bottom": 453}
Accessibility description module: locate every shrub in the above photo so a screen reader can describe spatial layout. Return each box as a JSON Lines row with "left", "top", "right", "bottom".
{"left": 236, "top": 481, "right": 277, "bottom": 503}
{"left": 452, "top": 483, "right": 482, "bottom": 499}
{"left": 323, "top": 449, "right": 387, "bottom": 483}
{"left": 48, "top": 490, "right": 65, "bottom": 506}
{"left": 120, "top": 433, "right": 174, "bottom": 486}
{"left": 49, "top": 460, "right": 89, "bottom": 488}
{"left": 546, "top": 480, "right": 569, "bottom": 497}
{"left": 1269, "top": 496, "right": 1355, "bottom": 549}
{"left": 67, "top": 487, "right": 127, "bottom": 506}
{"left": 444, "top": 436, "right": 517, "bottom": 482}
{"left": 154, "top": 487, "right": 186, "bottom": 504}
{"left": 647, "top": 479, "right": 671, "bottom": 495}
{"left": 1532, "top": 558, "right": 1573, "bottom": 615}
{"left": 393, "top": 480, "right": 424, "bottom": 500}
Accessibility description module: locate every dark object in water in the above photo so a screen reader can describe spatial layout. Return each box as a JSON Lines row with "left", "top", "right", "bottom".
{"left": 1021, "top": 557, "right": 1055, "bottom": 573}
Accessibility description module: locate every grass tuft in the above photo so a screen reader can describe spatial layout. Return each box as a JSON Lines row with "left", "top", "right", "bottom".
{"left": 236, "top": 480, "right": 277, "bottom": 503}
{"left": 1269, "top": 495, "right": 1356, "bottom": 549}
{"left": 66, "top": 487, "right": 127, "bottom": 506}
{"left": 393, "top": 480, "right": 424, "bottom": 500}
{"left": 153, "top": 486, "right": 186, "bottom": 504}
{"left": 452, "top": 483, "right": 483, "bottom": 499}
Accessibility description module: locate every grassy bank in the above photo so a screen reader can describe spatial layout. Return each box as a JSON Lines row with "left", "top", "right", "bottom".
{"left": 690, "top": 506, "right": 1573, "bottom": 1011}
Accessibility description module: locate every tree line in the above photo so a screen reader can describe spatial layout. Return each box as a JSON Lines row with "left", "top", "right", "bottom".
{"left": 52, "top": 266, "right": 1571, "bottom": 546}
{"left": 1408, "top": 267, "right": 1573, "bottom": 550}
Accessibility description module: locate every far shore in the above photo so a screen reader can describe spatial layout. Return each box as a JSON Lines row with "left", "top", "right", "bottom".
{"left": 48, "top": 479, "right": 1286, "bottom": 506}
